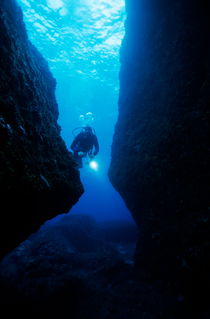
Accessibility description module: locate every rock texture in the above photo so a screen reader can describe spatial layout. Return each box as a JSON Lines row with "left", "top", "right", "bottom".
{"left": 0, "top": 215, "right": 140, "bottom": 319}
{"left": 0, "top": 0, "right": 83, "bottom": 258}
{"left": 109, "top": 0, "right": 210, "bottom": 315}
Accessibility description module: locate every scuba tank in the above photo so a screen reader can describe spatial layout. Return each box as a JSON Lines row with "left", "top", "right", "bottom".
{"left": 72, "top": 126, "right": 96, "bottom": 137}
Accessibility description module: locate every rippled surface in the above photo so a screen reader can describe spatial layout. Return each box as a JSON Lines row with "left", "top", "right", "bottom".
{"left": 17, "top": 0, "right": 126, "bottom": 81}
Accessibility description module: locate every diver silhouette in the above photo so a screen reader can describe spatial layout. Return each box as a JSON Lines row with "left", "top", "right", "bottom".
{"left": 71, "top": 126, "right": 99, "bottom": 168}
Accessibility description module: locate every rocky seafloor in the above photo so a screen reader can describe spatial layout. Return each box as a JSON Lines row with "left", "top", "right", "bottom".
{"left": 0, "top": 214, "right": 196, "bottom": 319}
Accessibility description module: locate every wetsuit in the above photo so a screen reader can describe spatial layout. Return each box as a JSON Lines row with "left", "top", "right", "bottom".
{"left": 71, "top": 131, "right": 99, "bottom": 167}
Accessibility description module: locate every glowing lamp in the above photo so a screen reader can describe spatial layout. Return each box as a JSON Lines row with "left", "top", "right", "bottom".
{"left": 89, "top": 160, "right": 98, "bottom": 171}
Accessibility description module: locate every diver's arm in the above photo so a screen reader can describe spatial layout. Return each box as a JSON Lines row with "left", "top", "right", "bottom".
{"left": 93, "top": 135, "right": 99, "bottom": 155}
{"left": 71, "top": 134, "right": 80, "bottom": 151}
{"left": 70, "top": 139, "right": 76, "bottom": 151}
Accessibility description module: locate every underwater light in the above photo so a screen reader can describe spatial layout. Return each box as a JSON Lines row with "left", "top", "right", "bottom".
{"left": 89, "top": 160, "right": 98, "bottom": 171}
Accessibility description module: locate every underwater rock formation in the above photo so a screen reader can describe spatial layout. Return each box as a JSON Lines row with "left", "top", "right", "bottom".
{"left": 0, "top": 215, "right": 140, "bottom": 318}
{"left": 0, "top": 0, "right": 83, "bottom": 258}
{"left": 109, "top": 0, "right": 210, "bottom": 314}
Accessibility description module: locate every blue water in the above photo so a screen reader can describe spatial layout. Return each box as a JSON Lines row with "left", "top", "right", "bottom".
{"left": 17, "top": 0, "right": 133, "bottom": 223}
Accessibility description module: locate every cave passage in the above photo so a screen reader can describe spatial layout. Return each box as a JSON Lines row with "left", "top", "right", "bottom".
{"left": 17, "top": 0, "right": 134, "bottom": 223}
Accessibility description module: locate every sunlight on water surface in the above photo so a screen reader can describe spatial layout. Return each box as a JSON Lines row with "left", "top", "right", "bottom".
{"left": 18, "top": 0, "right": 126, "bottom": 81}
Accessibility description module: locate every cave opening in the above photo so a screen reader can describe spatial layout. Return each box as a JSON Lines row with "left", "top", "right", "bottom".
{"left": 0, "top": 1, "right": 141, "bottom": 309}
{"left": 17, "top": 0, "right": 135, "bottom": 225}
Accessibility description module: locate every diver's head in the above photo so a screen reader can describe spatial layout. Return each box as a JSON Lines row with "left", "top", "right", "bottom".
{"left": 83, "top": 126, "right": 92, "bottom": 133}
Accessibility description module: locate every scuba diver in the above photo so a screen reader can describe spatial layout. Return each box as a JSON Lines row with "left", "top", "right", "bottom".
{"left": 71, "top": 126, "right": 99, "bottom": 168}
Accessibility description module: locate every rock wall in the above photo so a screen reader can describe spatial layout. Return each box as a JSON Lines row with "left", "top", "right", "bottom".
{"left": 109, "top": 0, "right": 210, "bottom": 312}
{"left": 0, "top": 0, "right": 83, "bottom": 258}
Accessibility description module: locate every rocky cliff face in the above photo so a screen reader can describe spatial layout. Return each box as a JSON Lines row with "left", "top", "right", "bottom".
{"left": 0, "top": 0, "right": 83, "bottom": 258}
{"left": 109, "top": 0, "right": 210, "bottom": 313}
